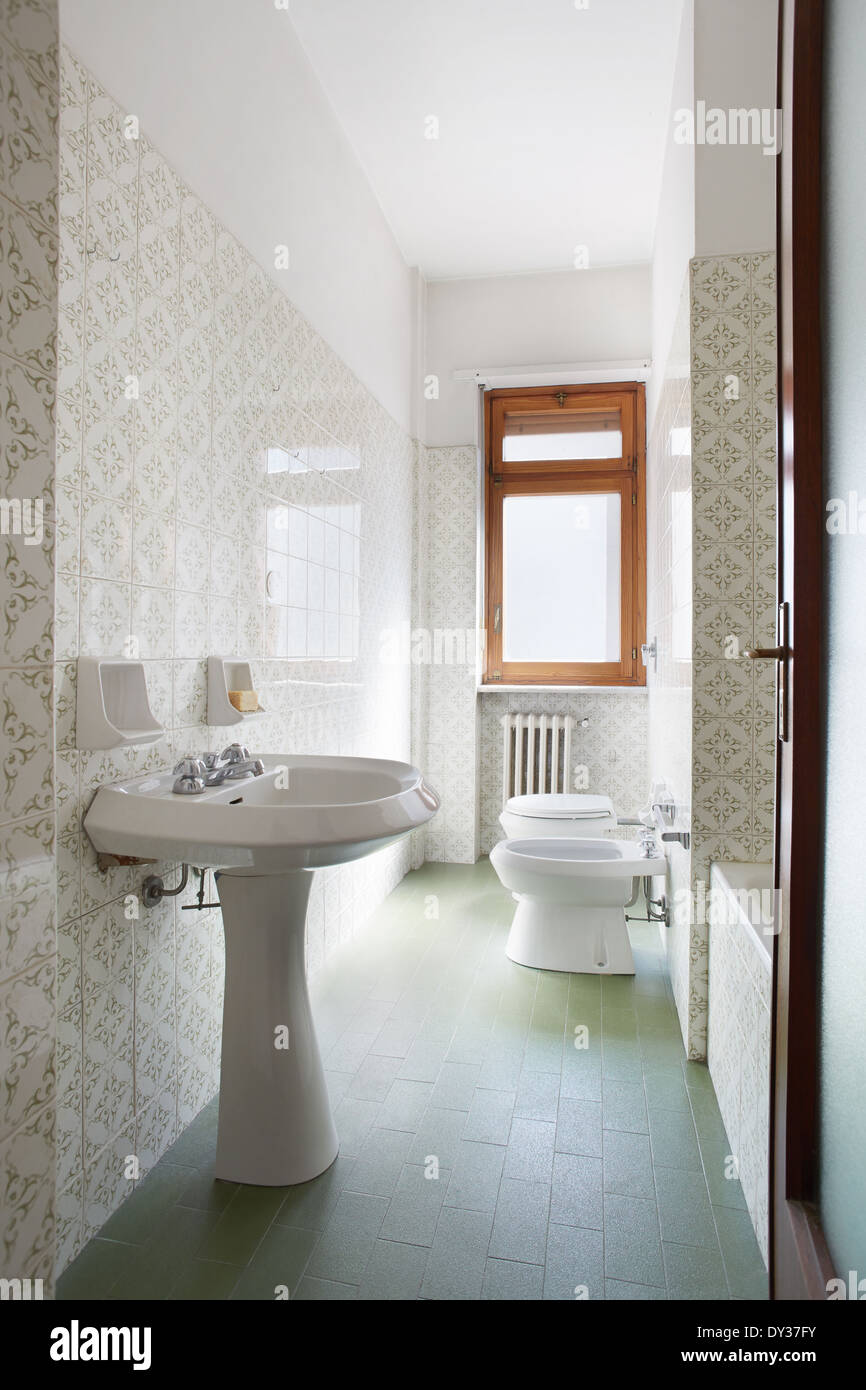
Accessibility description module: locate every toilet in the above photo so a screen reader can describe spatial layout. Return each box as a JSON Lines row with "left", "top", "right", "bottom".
{"left": 490, "top": 836, "right": 666, "bottom": 974}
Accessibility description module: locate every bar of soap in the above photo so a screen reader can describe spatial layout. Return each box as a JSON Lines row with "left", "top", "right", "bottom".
{"left": 228, "top": 690, "right": 259, "bottom": 712}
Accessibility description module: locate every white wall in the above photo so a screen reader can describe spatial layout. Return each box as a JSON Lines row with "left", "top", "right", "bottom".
{"left": 649, "top": 0, "right": 695, "bottom": 429}
{"left": 425, "top": 267, "right": 652, "bottom": 447}
{"left": 59, "top": 0, "right": 417, "bottom": 431}
{"left": 693, "top": 0, "right": 778, "bottom": 257}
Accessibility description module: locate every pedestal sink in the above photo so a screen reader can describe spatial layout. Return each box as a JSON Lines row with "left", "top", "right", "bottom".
{"left": 84, "top": 755, "right": 439, "bottom": 1185}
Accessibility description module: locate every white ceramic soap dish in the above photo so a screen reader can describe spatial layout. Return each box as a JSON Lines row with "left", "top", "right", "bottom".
{"left": 207, "top": 656, "right": 266, "bottom": 726}
{"left": 76, "top": 656, "right": 165, "bottom": 750}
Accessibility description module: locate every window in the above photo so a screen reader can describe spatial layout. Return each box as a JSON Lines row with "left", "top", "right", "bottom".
{"left": 483, "top": 383, "right": 646, "bottom": 686}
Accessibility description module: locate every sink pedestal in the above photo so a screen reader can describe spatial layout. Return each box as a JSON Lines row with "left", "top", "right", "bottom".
{"left": 214, "top": 870, "right": 339, "bottom": 1186}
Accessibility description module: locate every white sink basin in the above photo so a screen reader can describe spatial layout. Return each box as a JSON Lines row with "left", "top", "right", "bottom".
{"left": 84, "top": 754, "right": 439, "bottom": 873}
{"left": 84, "top": 753, "right": 439, "bottom": 1188}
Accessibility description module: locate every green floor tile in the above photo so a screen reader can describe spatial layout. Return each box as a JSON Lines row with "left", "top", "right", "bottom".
{"left": 229, "top": 1224, "right": 319, "bottom": 1300}
{"left": 168, "top": 1258, "right": 243, "bottom": 1301}
{"left": 175, "top": 1163, "right": 239, "bottom": 1213}
{"left": 543, "top": 1223, "right": 603, "bottom": 1301}
{"left": 294, "top": 1276, "right": 359, "bottom": 1300}
{"left": 58, "top": 861, "right": 758, "bottom": 1305}
{"left": 421, "top": 1207, "right": 494, "bottom": 1300}
{"left": 358, "top": 1239, "right": 429, "bottom": 1300}
{"left": 655, "top": 1166, "right": 719, "bottom": 1248}
{"left": 482, "top": 1258, "right": 545, "bottom": 1300}
{"left": 642, "top": 1068, "right": 691, "bottom": 1113}
{"left": 699, "top": 1136, "right": 749, "bottom": 1210}
{"left": 489, "top": 1178, "right": 550, "bottom": 1264}
{"left": 97, "top": 1163, "right": 198, "bottom": 1245}
{"left": 602, "top": 1078, "right": 648, "bottom": 1134}
{"left": 551, "top": 1152, "right": 603, "bottom": 1229}
{"left": 379, "top": 1162, "right": 450, "bottom": 1245}
{"left": 648, "top": 1107, "right": 702, "bottom": 1170}
{"left": 275, "top": 1153, "right": 353, "bottom": 1231}
{"left": 603, "top": 1193, "right": 665, "bottom": 1287}
{"left": 555, "top": 1098, "right": 603, "bottom": 1158}
{"left": 57, "top": 1237, "right": 138, "bottom": 1300}
{"left": 305, "top": 1190, "right": 389, "bottom": 1283}
{"left": 196, "top": 1185, "right": 288, "bottom": 1266}
{"left": 108, "top": 1207, "right": 223, "bottom": 1300}
{"left": 606, "top": 1278, "right": 668, "bottom": 1300}
{"left": 714, "top": 1204, "right": 769, "bottom": 1299}
{"left": 603, "top": 1129, "right": 655, "bottom": 1199}
{"left": 445, "top": 1139, "right": 506, "bottom": 1211}
{"left": 663, "top": 1240, "right": 729, "bottom": 1299}
{"left": 160, "top": 1098, "right": 219, "bottom": 1167}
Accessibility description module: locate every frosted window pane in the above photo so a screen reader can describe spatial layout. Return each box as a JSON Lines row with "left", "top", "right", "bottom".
{"left": 502, "top": 493, "right": 621, "bottom": 662}
{"left": 502, "top": 408, "right": 622, "bottom": 461}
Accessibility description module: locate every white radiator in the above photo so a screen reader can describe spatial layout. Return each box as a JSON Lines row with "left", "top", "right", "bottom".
{"left": 501, "top": 714, "right": 574, "bottom": 802}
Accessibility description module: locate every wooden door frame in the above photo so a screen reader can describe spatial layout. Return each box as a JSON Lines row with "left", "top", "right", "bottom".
{"left": 771, "top": 0, "right": 835, "bottom": 1300}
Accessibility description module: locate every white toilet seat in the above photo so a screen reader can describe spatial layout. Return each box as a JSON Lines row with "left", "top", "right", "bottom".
{"left": 504, "top": 793, "right": 617, "bottom": 821}
{"left": 500, "top": 792, "right": 617, "bottom": 841}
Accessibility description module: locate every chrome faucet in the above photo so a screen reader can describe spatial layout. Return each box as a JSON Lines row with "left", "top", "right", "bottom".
{"left": 172, "top": 745, "right": 264, "bottom": 795}
{"left": 651, "top": 800, "right": 691, "bottom": 851}
{"left": 638, "top": 829, "right": 658, "bottom": 859}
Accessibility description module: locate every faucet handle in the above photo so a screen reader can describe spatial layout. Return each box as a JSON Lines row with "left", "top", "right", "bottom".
{"left": 173, "top": 756, "right": 207, "bottom": 779}
{"left": 219, "top": 743, "right": 252, "bottom": 765}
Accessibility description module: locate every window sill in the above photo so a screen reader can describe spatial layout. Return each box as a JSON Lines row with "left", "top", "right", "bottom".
{"left": 476, "top": 685, "right": 648, "bottom": 695}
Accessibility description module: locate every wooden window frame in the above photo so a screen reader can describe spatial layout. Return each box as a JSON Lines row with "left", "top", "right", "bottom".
{"left": 482, "top": 382, "right": 647, "bottom": 687}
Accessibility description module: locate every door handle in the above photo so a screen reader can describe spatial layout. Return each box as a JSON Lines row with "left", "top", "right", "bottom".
{"left": 744, "top": 646, "right": 786, "bottom": 660}
{"left": 494, "top": 604, "right": 502, "bottom": 634}
{"left": 745, "top": 603, "right": 790, "bottom": 742}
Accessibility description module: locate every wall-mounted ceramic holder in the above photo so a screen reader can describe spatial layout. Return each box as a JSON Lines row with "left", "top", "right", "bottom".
{"left": 76, "top": 656, "right": 165, "bottom": 750}
{"left": 207, "top": 656, "right": 266, "bottom": 726}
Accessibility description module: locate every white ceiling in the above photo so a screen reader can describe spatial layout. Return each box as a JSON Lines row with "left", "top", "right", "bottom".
{"left": 290, "top": 0, "right": 684, "bottom": 280}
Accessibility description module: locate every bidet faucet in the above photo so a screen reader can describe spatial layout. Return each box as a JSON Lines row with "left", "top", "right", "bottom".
{"left": 638, "top": 829, "right": 658, "bottom": 859}
{"left": 651, "top": 800, "right": 691, "bottom": 851}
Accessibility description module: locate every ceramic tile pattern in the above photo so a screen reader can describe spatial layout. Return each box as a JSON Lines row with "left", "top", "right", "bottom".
{"left": 649, "top": 255, "right": 777, "bottom": 1065}
{"left": 412, "top": 444, "right": 480, "bottom": 865}
{"left": 646, "top": 256, "right": 776, "bottom": 1261}
{"left": 56, "top": 862, "right": 768, "bottom": 1301}
{"left": 52, "top": 47, "right": 417, "bottom": 1276}
{"left": 707, "top": 888, "right": 771, "bottom": 1265}
{"left": 0, "top": 0, "right": 59, "bottom": 1290}
{"left": 688, "top": 253, "right": 777, "bottom": 1056}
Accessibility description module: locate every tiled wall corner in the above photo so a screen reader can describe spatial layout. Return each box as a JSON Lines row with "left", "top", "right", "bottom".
{"left": 0, "top": 0, "right": 59, "bottom": 1291}
{"left": 52, "top": 46, "right": 415, "bottom": 1274}
{"left": 413, "top": 444, "right": 480, "bottom": 864}
{"left": 708, "top": 901, "right": 771, "bottom": 1266}
{"left": 688, "top": 252, "right": 778, "bottom": 1058}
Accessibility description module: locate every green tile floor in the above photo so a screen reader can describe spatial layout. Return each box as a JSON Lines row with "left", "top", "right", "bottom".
{"left": 58, "top": 861, "right": 769, "bottom": 1301}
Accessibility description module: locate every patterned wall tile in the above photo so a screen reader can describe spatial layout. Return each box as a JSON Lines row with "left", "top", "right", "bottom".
{"left": 0, "top": 0, "right": 58, "bottom": 1293}
{"left": 50, "top": 45, "right": 415, "bottom": 1273}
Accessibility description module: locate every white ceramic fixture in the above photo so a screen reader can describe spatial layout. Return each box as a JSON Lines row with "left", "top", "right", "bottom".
{"left": 499, "top": 792, "right": 618, "bottom": 841}
{"left": 76, "top": 656, "right": 164, "bottom": 750}
{"left": 490, "top": 836, "right": 666, "bottom": 975}
{"left": 84, "top": 755, "right": 439, "bottom": 1185}
{"left": 207, "top": 656, "right": 266, "bottom": 726}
